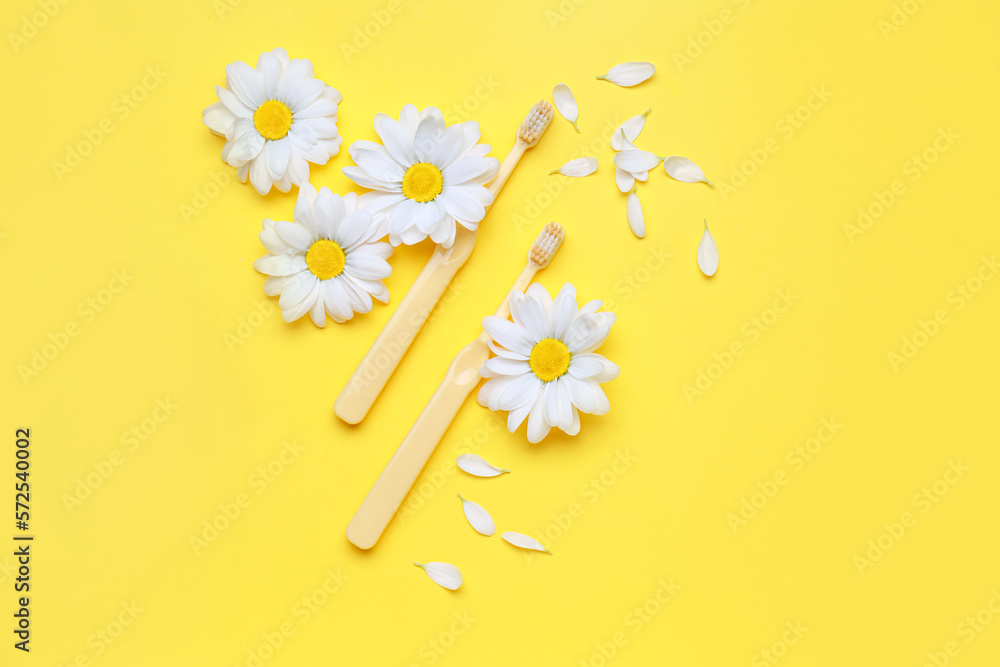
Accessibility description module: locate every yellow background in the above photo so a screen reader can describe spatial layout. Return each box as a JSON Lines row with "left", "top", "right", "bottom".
{"left": 2, "top": 0, "right": 999, "bottom": 664}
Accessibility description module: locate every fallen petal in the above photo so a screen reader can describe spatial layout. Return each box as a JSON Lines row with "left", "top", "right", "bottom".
{"left": 611, "top": 109, "right": 651, "bottom": 151}
{"left": 664, "top": 156, "right": 712, "bottom": 186}
{"left": 697, "top": 219, "right": 719, "bottom": 277}
{"left": 458, "top": 494, "right": 496, "bottom": 536}
{"left": 597, "top": 61, "right": 656, "bottom": 87}
{"left": 626, "top": 189, "right": 645, "bottom": 239}
{"left": 615, "top": 166, "right": 635, "bottom": 193}
{"left": 614, "top": 149, "right": 662, "bottom": 173}
{"left": 552, "top": 83, "right": 580, "bottom": 132}
{"left": 456, "top": 453, "right": 510, "bottom": 477}
{"left": 550, "top": 157, "right": 598, "bottom": 177}
{"left": 502, "top": 531, "right": 552, "bottom": 554}
{"left": 413, "top": 562, "right": 463, "bottom": 590}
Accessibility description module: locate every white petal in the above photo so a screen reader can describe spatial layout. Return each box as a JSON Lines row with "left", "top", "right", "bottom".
{"left": 456, "top": 453, "right": 509, "bottom": 477}
{"left": 483, "top": 356, "right": 531, "bottom": 377}
{"left": 438, "top": 187, "right": 484, "bottom": 225}
{"left": 526, "top": 390, "right": 551, "bottom": 443}
{"left": 507, "top": 401, "right": 532, "bottom": 433}
{"left": 497, "top": 373, "right": 542, "bottom": 411}
{"left": 482, "top": 316, "right": 534, "bottom": 356}
{"left": 281, "top": 279, "right": 319, "bottom": 322}
{"left": 501, "top": 532, "right": 552, "bottom": 554}
{"left": 273, "top": 220, "right": 313, "bottom": 251}
{"left": 626, "top": 190, "right": 645, "bottom": 239}
{"left": 611, "top": 109, "right": 651, "bottom": 151}
{"left": 322, "top": 279, "right": 354, "bottom": 321}
{"left": 336, "top": 210, "right": 374, "bottom": 251}
{"left": 278, "top": 272, "right": 317, "bottom": 310}
{"left": 341, "top": 166, "right": 400, "bottom": 192}
{"left": 663, "top": 156, "right": 712, "bottom": 185}
{"left": 567, "top": 353, "right": 605, "bottom": 379}
{"left": 413, "top": 562, "right": 462, "bottom": 591}
{"left": 510, "top": 292, "right": 549, "bottom": 341}
{"left": 265, "top": 138, "right": 291, "bottom": 181}
{"left": 227, "top": 123, "right": 265, "bottom": 164}
{"left": 550, "top": 157, "right": 598, "bottom": 178}
{"left": 615, "top": 166, "right": 635, "bottom": 193}
{"left": 595, "top": 357, "right": 621, "bottom": 382}
{"left": 249, "top": 154, "right": 273, "bottom": 195}
{"left": 350, "top": 144, "right": 405, "bottom": 182}
{"left": 345, "top": 252, "right": 392, "bottom": 280}
{"left": 256, "top": 50, "right": 281, "bottom": 99}
{"left": 225, "top": 61, "right": 265, "bottom": 108}
{"left": 563, "top": 405, "right": 581, "bottom": 436}
{"left": 443, "top": 156, "right": 498, "bottom": 186}
{"left": 202, "top": 101, "right": 236, "bottom": 136}
{"left": 564, "top": 313, "right": 612, "bottom": 354}
{"left": 215, "top": 86, "right": 252, "bottom": 118}
{"left": 597, "top": 61, "right": 655, "bottom": 87}
{"left": 374, "top": 116, "right": 417, "bottom": 166}
{"left": 552, "top": 83, "right": 580, "bottom": 132}
{"left": 253, "top": 254, "right": 306, "bottom": 276}
{"left": 566, "top": 376, "right": 598, "bottom": 413}
{"left": 697, "top": 219, "right": 719, "bottom": 277}
{"left": 614, "top": 149, "right": 662, "bottom": 173}
{"left": 550, "top": 285, "right": 577, "bottom": 339}
{"left": 525, "top": 283, "right": 553, "bottom": 313}
{"left": 458, "top": 495, "right": 495, "bottom": 536}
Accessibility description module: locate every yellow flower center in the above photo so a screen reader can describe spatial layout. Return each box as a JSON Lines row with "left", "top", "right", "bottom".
{"left": 402, "top": 162, "right": 443, "bottom": 202}
{"left": 305, "top": 240, "right": 345, "bottom": 280}
{"left": 253, "top": 100, "right": 293, "bottom": 140}
{"left": 529, "top": 338, "right": 571, "bottom": 382}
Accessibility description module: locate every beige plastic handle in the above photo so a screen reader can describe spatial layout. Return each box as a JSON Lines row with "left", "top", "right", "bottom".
{"left": 334, "top": 142, "right": 528, "bottom": 425}
{"left": 346, "top": 337, "right": 490, "bottom": 549}
{"left": 334, "top": 229, "right": 476, "bottom": 424}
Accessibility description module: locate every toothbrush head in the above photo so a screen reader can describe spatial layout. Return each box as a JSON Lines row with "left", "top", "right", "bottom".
{"left": 528, "top": 222, "right": 565, "bottom": 269}
{"left": 518, "top": 100, "right": 554, "bottom": 147}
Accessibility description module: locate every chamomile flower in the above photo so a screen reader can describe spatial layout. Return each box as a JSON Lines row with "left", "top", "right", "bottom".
{"left": 203, "top": 48, "right": 343, "bottom": 195}
{"left": 253, "top": 184, "right": 391, "bottom": 327}
{"left": 478, "top": 284, "right": 619, "bottom": 443}
{"left": 342, "top": 104, "right": 499, "bottom": 249}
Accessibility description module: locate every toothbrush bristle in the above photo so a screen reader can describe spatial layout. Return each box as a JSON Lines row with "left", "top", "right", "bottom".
{"left": 528, "top": 222, "right": 565, "bottom": 268}
{"left": 518, "top": 100, "right": 554, "bottom": 147}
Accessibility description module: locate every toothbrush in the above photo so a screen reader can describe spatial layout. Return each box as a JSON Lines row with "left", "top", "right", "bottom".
{"left": 334, "top": 101, "right": 555, "bottom": 425}
{"left": 346, "top": 222, "right": 566, "bottom": 549}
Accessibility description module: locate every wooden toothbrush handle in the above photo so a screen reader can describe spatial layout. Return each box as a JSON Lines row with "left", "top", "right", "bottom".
{"left": 334, "top": 232, "right": 475, "bottom": 424}
{"left": 346, "top": 339, "right": 489, "bottom": 549}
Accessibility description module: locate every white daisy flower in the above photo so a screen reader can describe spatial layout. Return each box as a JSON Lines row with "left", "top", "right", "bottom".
{"left": 253, "top": 184, "right": 392, "bottom": 327}
{"left": 342, "top": 104, "right": 500, "bottom": 249}
{"left": 202, "top": 48, "right": 343, "bottom": 196}
{"left": 478, "top": 284, "right": 619, "bottom": 443}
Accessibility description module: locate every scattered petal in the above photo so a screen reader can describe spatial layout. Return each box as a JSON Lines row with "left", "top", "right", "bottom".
{"left": 502, "top": 532, "right": 552, "bottom": 554}
{"left": 614, "top": 148, "right": 662, "bottom": 173}
{"left": 611, "top": 109, "right": 651, "bottom": 151}
{"left": 615, "top": 166, "right": 635, "bottom": 193}
{"left": 456, "top": 453, "right": 510, "bottom": 477}
{"left": 458, "top": 494, "right": 496, "bottom": 536}
{"left": 663, "top": 156, "right": 713, "bottom": 186}
{"left": 552, "top": 83, "right": 580, "bottom": 132}
{"left": 626, "top": 189, "right": 645, "bottom": 239}
{"left": 550, "top": 157, "right": 598, "bottom": 178}
{"left": 597, "top": 61, "right": 656, "bottom": 87}
{"left": 413, "top": 562, "right": 462, "bottom": 590}
{"left": 697, "top": 219, "right": 719, "bottom": 277}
